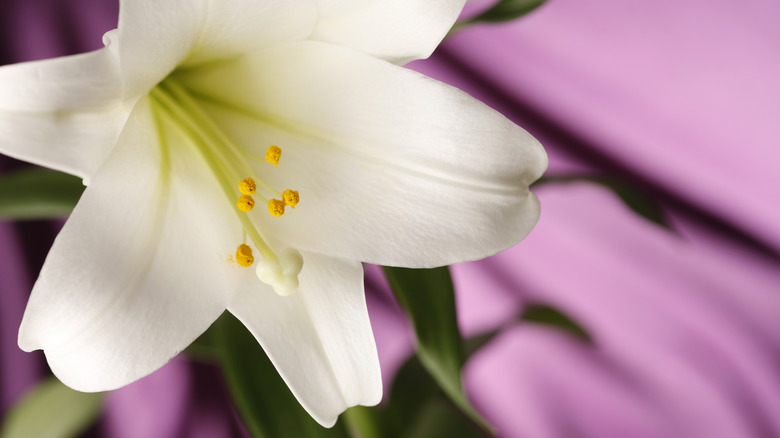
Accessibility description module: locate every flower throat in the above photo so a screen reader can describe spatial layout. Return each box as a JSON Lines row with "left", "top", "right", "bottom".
{"left": 148, "top": 77, "right": 302, "bottom": 296}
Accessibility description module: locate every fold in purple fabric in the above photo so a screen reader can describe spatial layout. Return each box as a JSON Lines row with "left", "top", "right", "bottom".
{"left": 443, "top": 0, "right": 780, "bottom": 253}
{"left": 2, "top": 1, "right": 779, "bottom": 437}
{"left": 403, "top": 1, "right": 780, "bottom": 436}
{"left": 454, "top": 185, "right": 780, "bottom": 437}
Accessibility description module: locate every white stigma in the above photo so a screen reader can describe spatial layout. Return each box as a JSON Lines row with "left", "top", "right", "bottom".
{"left": 256, "top": 248, "right": 303, "bottom": 296}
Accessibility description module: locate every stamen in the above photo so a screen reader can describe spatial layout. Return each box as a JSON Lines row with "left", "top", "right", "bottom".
{"left": 283, "top": 190, "right": 299, "bottom": 208}
{"left": 265, "top": 145, "right": 282, "bottom": 166}
{"left": 237, "top": 194, "right": 255, "bottom": 212}
{"left": 236, "top": 244, "right": 255, "bottom": 267}
{"left": 238, "top": 178, "right": 257, "bottom": 195}
{"left": 268, "top": 199, "right": 286, "bottom": 217}
{"left": 150, "top": 80, "right": 278, "bottom": 263}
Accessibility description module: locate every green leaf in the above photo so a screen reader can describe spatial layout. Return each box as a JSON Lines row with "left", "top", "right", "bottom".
{"left": 521, "top": 304, "right": 592, "bottom": 342}
{"left": 382, "top": 266, "right": 491, "bottom": 432}
{"left": 464, "top": 303, "right": 592, "bottom": 360}
{"left": 533, "top": 175, "right": 672, "bottom": 229}
{"left": 406, "top": 399, "right": 483, "bottom": 438}
{"left": 1, "top": 378, "right": 102, "bottom": 438}
{"left": 462, "top": 329, "right": 503, "bottom": 361}
{"left": 0, "top": 169, "right": 84, "bottom": 220}
{"left": 344, "top": 406, "right": 384, "bottom": 438}
{"left": 384, "top": 356, "right": 440, "bottom": 436}
{"left": 470, "top": 0, "right": 548, "bottom": 23}
{"left": 389, "top": 357, "right": 482, "bottom": 438}
{"left": 209, "top": 312, "right": 349, "bottom": 438}
{"left": 347, "top": 355, "right": 483, "bottom": 438}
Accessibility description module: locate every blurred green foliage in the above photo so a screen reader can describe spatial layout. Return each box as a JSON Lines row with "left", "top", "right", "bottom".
{"left": 0, "top": 378, "right": 102, "bottom": 438}
{"left": 468, "top": 0, "right": 548, "bottom": 23}
{"left": 0, "top": 169, "right": 83, "bottom": 220}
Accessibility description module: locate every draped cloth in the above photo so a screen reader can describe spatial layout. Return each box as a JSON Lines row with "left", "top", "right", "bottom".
{"left": 2, "top": 0, "right": 779, "bottom": 436}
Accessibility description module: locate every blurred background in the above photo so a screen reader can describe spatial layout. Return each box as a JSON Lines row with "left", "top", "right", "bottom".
{"left": 2, "top": 0, "right": 779, "bottom": 437}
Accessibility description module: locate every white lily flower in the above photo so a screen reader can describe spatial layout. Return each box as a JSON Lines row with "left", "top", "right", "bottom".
{"left": 0, "top": 0, "right": 546, "bottom": 427}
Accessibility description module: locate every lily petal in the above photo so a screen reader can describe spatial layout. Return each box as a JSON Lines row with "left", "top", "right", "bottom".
{"left": 0, "top": 45, "right": 126, "bottom": 180}
{"left": 311, "top": 0, "right": 467, "bottom": 64}
{"left": 18, "top": 98, "right": 244, "bottom": 391}
{"left": 175, "top": 41, "right": 547, "bottom": 267}
{"left": 116, "top": 0, "right": 317, "bottom": 97}
{"left": 311, "top": 0, "right": 466, "bottom": 65}
{"left": 228, "top": 251, "right": 381, "bottom": 427}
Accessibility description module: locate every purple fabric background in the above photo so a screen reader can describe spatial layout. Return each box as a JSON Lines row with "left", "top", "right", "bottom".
{"left": 2, "top": 0, "right": 779, "bottom": 437}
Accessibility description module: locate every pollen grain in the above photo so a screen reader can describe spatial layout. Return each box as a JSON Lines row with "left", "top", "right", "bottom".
{"left": 237, "top": 194, "right": 255, "bottom": 212}
{"left": 265, "top": 145, "right": 282, "bottom": 166}
{"left": 236, "top": 244, "right": 255, "bottom": 267}
{"left": 238, "top": 178, "right": 257, "bottom": 195}
{"left": 268, "top": 199, "right": 286, "bottom": 217}
{"left": 283, "top": 190, "right": 299, "bottom": 208}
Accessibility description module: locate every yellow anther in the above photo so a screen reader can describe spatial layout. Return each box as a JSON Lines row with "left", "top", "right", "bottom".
{"left": 238, "top": 178, "right": 257, "bottom": 195}
{"left": 265, "top": 145, "right": 282, "bottom": 166}
{"left": 236, "top": 244, "right": 254, "bottom": 267}
{"left": 283, "top": 189, "right": 299, "bottom": 208}
{"left": 237, "top": 195, "right": 255, "bottom": 212}
{"left": 268, "top": 199, "right": 286, "bottom": 217}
